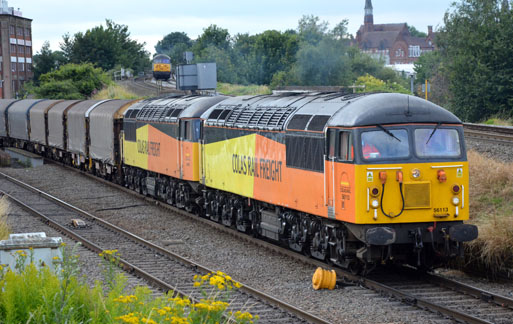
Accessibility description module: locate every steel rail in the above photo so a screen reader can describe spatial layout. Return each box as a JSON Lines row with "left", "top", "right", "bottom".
{"left": 424, "top": 273, "right": 513, "bottom": 309}
{"left": 0, "top": 171, "right": 330, "bottom": 324}
{"left": 463, "top": 123, "right": 513, "bottom": 145}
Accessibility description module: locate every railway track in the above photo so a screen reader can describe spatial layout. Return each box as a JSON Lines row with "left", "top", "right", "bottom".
{"left": 463, "top": 123, "right": 513, "bottom": 145}
{"left": 363, "top": 268, "right": 513, "bottom": 324}
{"left": 0, "top": 171, "right": 329, "bottom": 324}
{"left": 31, "top": 160, "right": 513, "bottom": 324}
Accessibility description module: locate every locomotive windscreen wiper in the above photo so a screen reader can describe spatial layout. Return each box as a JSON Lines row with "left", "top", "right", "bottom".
{"left": 377, "top": 124, "right": 401, "bottom": 142}
{"left": 426, "top": 122, "right": 442, "bottom": 144}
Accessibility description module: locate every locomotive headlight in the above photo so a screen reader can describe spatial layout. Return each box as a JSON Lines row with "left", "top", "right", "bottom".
{"left": 371, "top": 199, "right": 379, "bottom": 209}
{"left": 411, "top": 168, "right": 421, "bottom": 179}
{"left": 452, "top": 197, "right": 460, "bottom": 206}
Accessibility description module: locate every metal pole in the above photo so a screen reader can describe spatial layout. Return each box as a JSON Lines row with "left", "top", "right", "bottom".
{"left": 425, "top": 79, "right": 428, "bottom": 100}
{"left": 410, "top": 75, "right": 414, "bottom": 94}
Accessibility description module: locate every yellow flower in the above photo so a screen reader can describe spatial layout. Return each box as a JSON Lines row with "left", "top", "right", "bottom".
{"left": 193, "top": 281, "right": 201, "bottom": 287}
{"left": 141, "top": 318, "right": 157, "bottom": 324}
{"left": 113, "top": 295, "right": 138, "bottom": 303}
{"left": 52, "top": 256, "right": 60, "bottom": 260}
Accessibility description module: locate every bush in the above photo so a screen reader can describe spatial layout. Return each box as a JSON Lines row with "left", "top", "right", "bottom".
{"left": 355, "top": 74, "right": 410, "bottom": 94}
{"left": 33, "top": 63, "right": 112, "bottom": 99}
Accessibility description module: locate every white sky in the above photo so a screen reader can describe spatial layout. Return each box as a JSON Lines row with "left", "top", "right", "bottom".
{"left": 11, "top": 0, "right": 454, "bottom": 55}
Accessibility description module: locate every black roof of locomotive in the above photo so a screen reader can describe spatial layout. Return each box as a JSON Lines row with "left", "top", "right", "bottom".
{"left": 327, "top": 92, "right": 462, "bottom": 127}
{"left": 201, "top": 92, "right": 462, "bottom": 131}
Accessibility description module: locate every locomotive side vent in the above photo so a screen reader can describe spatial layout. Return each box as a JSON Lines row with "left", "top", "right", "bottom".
{"left": 307, "top": 115, "right": 331, "bottom": 131}
{"left": 287, "top": 114, "right": 312, "bottom": 130}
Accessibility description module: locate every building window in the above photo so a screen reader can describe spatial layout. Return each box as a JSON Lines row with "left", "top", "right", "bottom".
{"left": 408, "top": 45, "right": 421, "bottom": 58}
{"left": 395, "top": 48, "right": 404, "bottom": 57}
{"left": 11, "top": 62, "right": 16, "bottom": 72}
{"left": 26, "top": 63, "right": 31, "bottom": 72}
{"left": 24, "top": 28, "right": 31, "bottom": 38}
{"left": 18, "top": 63, "right": 24, "bottom": 72}
{"left": 16, "top": 27, "right": 23, "bottom": 36}
{"left": 25, "top": 46, "right": 31, "bottom": 56}
{"left": 9, "top": 25, "right": 15, "bottom": 35}
{"left": 18, "top": 46, "right": 24, "bottom": 54}
{"left": 10, "top": 44, "right": 16, "bottom": 53}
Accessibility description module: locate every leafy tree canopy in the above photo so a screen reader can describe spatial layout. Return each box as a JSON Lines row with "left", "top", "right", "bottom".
{"left": 154, "top": 32, "right": 192, "bottom": 66}
{"left": 355, "top": 74, "right": 410, "bottom": 94}
{"left": 34, "top": 63, "right": 111, "bottom": 99}
{"left": 436, "top": 0, "right": 513, "bottom": 121}
{"left": 32, "top": 41, "right": 67, "bottom": 84}
{"left": 407, "top": 24, "right": 428, "bottom": 38}
{"left": 61, "top": 20, "right": 150, "bottom": 73}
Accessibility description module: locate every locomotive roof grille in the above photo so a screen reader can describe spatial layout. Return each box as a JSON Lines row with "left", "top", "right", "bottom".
{"left": 206, "top": 105, "right": 297, "bottom": 130}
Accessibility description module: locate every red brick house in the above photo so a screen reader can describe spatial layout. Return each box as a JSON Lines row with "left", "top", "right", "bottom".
{"left": 355, "top": 0, "right": 435, "bottom": 65}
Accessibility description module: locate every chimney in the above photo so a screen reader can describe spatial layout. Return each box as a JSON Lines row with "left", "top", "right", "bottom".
{"left": 428, "top": 26, "right": 433, "bottom": 35}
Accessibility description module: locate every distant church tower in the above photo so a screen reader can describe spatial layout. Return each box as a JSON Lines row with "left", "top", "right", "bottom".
{"left": 364, "top": 0, "right": 374, "bottom": 32}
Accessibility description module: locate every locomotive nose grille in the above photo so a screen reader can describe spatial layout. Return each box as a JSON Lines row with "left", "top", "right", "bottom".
{"left": 404, "top": 182, "right": 431, "bottom": 208}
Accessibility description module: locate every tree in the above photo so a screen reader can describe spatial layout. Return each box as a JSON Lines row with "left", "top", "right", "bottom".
{"left": 297, "top": 15, "right": 329, "bottom": 45}
{"left": 355, "top": 74, "right": 410, "bottom": 94}
{"left": 193, "top": 25, "right": 230, "bottom": 55}
{"left": 33, "top": 63, "right": 111, "bottom": 99}
{"left": 61, "top": 20, "right": 150, "bottom": 74}
{"left": 413, "top": 51, "right": 450, "bottom": 106}
{"left": 437, "top": 0, "right": 513, "bottom": 121}
{"left": 407, "top": 24, "right": 427, "bottom": 38}
{"left": 32, "top": 41, "right": 67, "bottom": 84}
{"left": 155, "top": 32, "right": 192, "bottom": 66}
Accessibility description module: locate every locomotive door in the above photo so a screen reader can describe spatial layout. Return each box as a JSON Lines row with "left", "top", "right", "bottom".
{"left": 326, "top": 129, "right": 337, "bottom": 218}
{"left": 326, "top": 129, "right": 354, "bottom": 220}
{"left": 179, "top": 119, "right": 201, "bottom": 180}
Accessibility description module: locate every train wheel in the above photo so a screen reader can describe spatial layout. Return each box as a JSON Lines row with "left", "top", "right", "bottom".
{"left": 348, "top": 260, "right": 362, "bottom": 275}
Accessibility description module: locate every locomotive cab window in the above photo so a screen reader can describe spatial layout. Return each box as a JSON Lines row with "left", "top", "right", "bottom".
{"left": 361, "top": 128, "right": 409, "bottom": 160}
{"left": 414, "top": 128, "right": 461, "bottom": 158}
{"left": 339, "top": 131, "right": 353, "bottom": 161}
{"left": 327, "top": 129, "right": 353, "bottom": 162}
{"left": 181, "top": 120, "right": 202, "bottom": 142}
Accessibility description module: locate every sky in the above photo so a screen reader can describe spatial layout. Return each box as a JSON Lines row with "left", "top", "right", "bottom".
{"left": 12, "top": 0, "right": 455, "bottom": 55}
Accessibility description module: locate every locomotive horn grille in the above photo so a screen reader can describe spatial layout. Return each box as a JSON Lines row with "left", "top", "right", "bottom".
{"left": 404, "top": 182, "right": 431, "bottom": 208}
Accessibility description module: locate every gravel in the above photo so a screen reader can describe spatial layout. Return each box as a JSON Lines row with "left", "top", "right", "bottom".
{"left": 3, "top": 201, "right": 158, "bottom": 294}
{"left": 1, "top": 164, "right": 459, "bottom": 324}
{"left": 466, "top": 137, "right": 513, "bottom": 163}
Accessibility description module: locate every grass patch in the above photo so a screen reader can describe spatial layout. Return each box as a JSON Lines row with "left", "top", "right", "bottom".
{"left": 217, "top": 83, "right": 271, "bottom": 96}
{"left": 465, "top": 150, "right": 513, "bottom": 275}
{"left": 482, "top": 117, "right": 513, "bottom": 126}
{"left": 0, "top": 196, "right": 10, "bottom": 240}
{"left": 92, "top": 84, "right": 141, "bottom": 100}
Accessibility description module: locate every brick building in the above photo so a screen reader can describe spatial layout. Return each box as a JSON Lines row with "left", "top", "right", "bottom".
{"left": 0, "top": 0, "right": 32, "bottom": 99}
{"left": 355, "top": 0, "right": 435, "bottom": 65}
